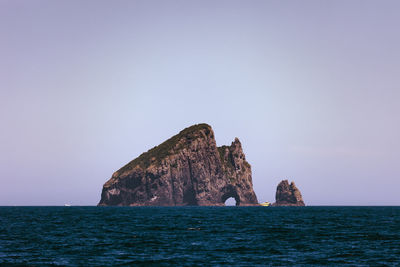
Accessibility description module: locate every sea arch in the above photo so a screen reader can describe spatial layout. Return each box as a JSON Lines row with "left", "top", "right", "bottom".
{"left": 221, "top": 185, "right": 241, "bottom": 206}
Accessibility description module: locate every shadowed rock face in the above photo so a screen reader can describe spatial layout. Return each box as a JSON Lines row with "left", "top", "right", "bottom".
{"left": 273, "top": 180, "right": 305, "bottom": 206}
{"left": 98, "top": 124, "right": 258, "bottom": 206}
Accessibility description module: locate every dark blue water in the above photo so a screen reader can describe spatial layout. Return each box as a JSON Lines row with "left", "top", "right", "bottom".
{"left": 1, "top": 207, "right": 400, "bottom": 266}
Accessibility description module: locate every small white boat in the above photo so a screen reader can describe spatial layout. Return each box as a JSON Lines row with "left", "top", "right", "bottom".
{"left": 64, "top": 203, "right": 71, "bottom": 207}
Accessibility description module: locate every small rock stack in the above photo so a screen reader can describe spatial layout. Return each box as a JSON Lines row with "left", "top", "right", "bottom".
{"left": 273, "top": 180, "right": 305, "bottom": 206}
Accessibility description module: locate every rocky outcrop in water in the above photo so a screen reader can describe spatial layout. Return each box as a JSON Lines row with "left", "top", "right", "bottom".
{"left": 98, "top": 124, "right": 258, "bottom": 206}
{"left": 273, "top": 180, "right": 305, "bottom": 206}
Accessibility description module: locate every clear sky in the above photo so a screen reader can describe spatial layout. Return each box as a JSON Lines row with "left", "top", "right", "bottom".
{"left": 1, "top": 0, "right": 399, "bottom": 205}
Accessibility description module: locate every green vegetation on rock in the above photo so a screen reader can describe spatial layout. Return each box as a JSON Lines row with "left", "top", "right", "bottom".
{"left": 217, "top": 145, "right": 237, "bottom": 184}
{"left": 217, "top": 146, "right": 235, "bottom": 171}
{"left": 117, "top": 123, "right": 212, "bottom": 174}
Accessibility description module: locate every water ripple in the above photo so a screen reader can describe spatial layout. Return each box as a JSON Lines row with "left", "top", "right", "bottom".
{"left": 1, "top": 206, "right": 400, "bottom": 265}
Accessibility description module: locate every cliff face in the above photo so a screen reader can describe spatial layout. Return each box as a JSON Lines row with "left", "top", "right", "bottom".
{"left": 273, "top": 180, "right": 305, "bottom": 206}
{"left": 98, "top": 124, "right": 258, "bottom": 206}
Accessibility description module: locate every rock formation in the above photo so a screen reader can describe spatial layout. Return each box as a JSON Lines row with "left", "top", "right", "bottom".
{"left": 98, "top": 123, "right": 258, "bottom": 206}
{"left": 273, "top": 180, "right": 305, "bottom": 206}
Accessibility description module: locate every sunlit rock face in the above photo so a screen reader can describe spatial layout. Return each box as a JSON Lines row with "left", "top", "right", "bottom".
{"left": 98, "top": 124, "right": 258, "bottom": 206}
{"left": 273, "top": 180, "right": 305, "bottom": 206}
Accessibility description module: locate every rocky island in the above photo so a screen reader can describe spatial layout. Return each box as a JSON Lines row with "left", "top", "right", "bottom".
{"left": 272, "top": 180, "right": 305, "bottom": 206}
{"left": 98, "top": 123, "right": 258, "bottom": 206}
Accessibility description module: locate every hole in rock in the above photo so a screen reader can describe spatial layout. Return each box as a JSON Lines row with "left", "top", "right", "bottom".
{"left": 224, "top": 197, "right": 237, "bottom": 206}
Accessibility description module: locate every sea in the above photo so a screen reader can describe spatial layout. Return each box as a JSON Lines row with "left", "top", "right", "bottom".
{"left": 1, "top": 206, "right": 399, "bottom": 266}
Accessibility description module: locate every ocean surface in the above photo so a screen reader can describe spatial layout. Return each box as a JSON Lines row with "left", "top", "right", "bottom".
{"left": 1, "top": 206, "right": 400, "bottom": 266}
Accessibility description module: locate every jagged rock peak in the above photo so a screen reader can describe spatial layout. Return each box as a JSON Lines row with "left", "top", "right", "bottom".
{"left": 98, "top": 123, "right": 258, "bottom": 206}
{"left": 273, "top": 179, "right": 305, "bottom": 206}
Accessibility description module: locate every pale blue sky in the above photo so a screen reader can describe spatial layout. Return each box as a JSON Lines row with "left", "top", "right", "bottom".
{"left": 1, "top": 0, "right": 399, "bottom": 205}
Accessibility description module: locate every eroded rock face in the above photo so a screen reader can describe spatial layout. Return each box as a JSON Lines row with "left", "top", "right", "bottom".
{"left": 273, "top": 180, "right": 305, "bottom": 206}
{"left": 98, "top": 124, "right": 258, "bottom": 206}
